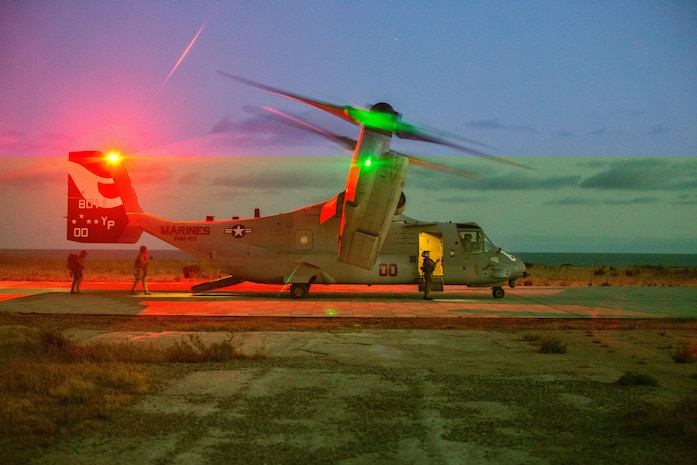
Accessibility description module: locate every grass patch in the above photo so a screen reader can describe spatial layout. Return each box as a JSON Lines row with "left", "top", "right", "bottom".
{"left": 0, "top": 327, "right": 263, "bottom": 444}
{"left": 626, "top": 394, "right": 697, "bottom": 443}
{"left": 521, "top": 333, "right": 567, "bottom": 353}
{"left": 166, "top": 333, "right": 266, "bottom": 362}
{"left": 522, "top": 262, "right": 697, "bottom": 287}
{"left": 0, "top": 254, "right": 220, "bottom": 282}
{"left": 670, "top": 343, "right": 697, "bottom": 363}
{"left": 539, "top": 335, "right": 568, "bottom": 354}
{"left": 520, "top": 333, "right": 542, "bottom": 342}
{"left": 616, "top": 371, "right": 659, "bottom": 387}
{"left": 0, "top": 329, "right": 152, "bottom": 440}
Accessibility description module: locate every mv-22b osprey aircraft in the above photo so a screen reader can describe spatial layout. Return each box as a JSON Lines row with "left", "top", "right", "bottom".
{"left": 67, "top": 75, "right": 527, "bottom": 298}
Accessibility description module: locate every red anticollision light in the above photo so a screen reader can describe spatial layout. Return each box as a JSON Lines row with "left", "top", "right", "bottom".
{"left": 106, "top": 151, "right": 122, "bottom": 164}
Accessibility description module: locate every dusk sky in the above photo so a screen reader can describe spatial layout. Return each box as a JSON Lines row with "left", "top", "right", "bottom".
{"left": 1, "top": 1, "right": 696, "bottom": 253}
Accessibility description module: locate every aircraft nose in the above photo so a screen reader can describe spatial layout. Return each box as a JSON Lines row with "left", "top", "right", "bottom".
{"left": 512, "top": 253, "right": 527, "bottom": 276}
{"left": 506, "top": 254, "right": 527, "bottom": 288}
{"left": 519, "top": 261, "right": 529, "bottom": 278}
{"left": 505, "top": 250, "right": 528, "bottom": 280}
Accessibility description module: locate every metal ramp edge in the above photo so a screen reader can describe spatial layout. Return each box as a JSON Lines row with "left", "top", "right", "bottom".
{"left": 191, "top": 276, "right": 243, "bottom": 293}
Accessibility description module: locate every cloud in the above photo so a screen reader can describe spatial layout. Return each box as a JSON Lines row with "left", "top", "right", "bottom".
{"left": 488, "top": 173, "right": 580, "bottom": 191}
{"left": 176, "top": 171, "right": 204, "bottom": 185}
{"left": 0, "top": 130, "right": 24, "bottom": 153}
{"left": 674, "top": 193, "right": 697, "bottom": 205}
{"left": 210, "top": 114, "right": 237, "bottom": 134}
{"left": 604, "top": 196, "right": 659, "bottom": 205}
{"left": 0, "top": 129, "right": 77, "bottom": 157}
{"left": 0, "top": 157, "right": 65, "bottom": 187}
{"left": 543, "top": 196, "right": 659, "bottom": 206}
{"left": 209, "top": 114, "right": 298, "bottom": 147}
{"left": 465, "top": 119, "right": 538, "bottom": 134}
{"left": 211, "top": 164, "right": 344, "bottom": 192}
{"left": 408, "top": 155, "right": 697, "bottom": 193}
{"left": 544, "top": 196, "right": 597, "bottom": 206}
{"left": 579, "top": 158, "right": 697, "bottom": 191}
{"left": 212, "top": 171, "right": 298, "bottom": 190}
{"left": 0, "top": 169, "right": 59, "bottom": 188}
{"left": 591, "top": 127, "right": 621, "bottom": 137}
{"left": 208, "top": 111, "right": 351, "bottom": 150}
{"left": 647, "top": 124, "right": 670, "bottom": 136}
{"left": 418, "top": 166, "right": 580, "bottom": 192}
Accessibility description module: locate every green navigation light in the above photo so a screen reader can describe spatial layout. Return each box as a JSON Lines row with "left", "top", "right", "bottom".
{"left": 347, "top": 107, "right": 402, "bottom": 132}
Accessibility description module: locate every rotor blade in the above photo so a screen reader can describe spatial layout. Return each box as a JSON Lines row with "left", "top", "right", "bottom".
{"left": 397, "top": 128, "right": 530, "bottom": 169}
{"left": 395, "top": 121, "right": 495, "bottom": 149}
{"left": 392, "top": 151, "right": 488, "bottom": 183}
{"left": 220, "top": 72, "right": 529, "bottom": 169}
{"left": 219, "top": 72, "right": 408, "bottom": 133}
{"left": 218, "top": 71, "right": 359, "bottom": 126}
{"left": 247, "top": 106, "right": 356, "bottom": 151}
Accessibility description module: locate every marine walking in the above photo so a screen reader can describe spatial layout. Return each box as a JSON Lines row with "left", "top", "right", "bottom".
{"left": 131, "top": 245, "right": 151, "bottom": 295}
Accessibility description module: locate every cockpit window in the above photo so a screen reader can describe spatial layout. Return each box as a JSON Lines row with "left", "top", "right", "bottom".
{"left": 459, "top": 230, "right": 482, "bottom": 253}
{"left": 459, "top": 229, "right": 495, "bottom": 254}
{"left": 482, "top": 234, "right": 494, "bottom": 252}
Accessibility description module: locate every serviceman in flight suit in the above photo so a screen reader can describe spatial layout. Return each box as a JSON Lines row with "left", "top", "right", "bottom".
{"left": 421, "top": 250, "right": 440, "bottom": 300}
{"left": 131, "top": 245, "right": 151, "bottom": 295}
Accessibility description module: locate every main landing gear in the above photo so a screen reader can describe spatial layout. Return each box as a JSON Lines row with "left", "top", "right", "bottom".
{"left": 290, "top": 283, "right": 309, "bottom": 299}
{"left": 492, "top": 287, "right": 505, "bottom": 299}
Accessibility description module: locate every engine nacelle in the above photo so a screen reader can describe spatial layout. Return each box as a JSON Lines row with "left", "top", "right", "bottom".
{"left": 338, "top": 150, "right": 409, "bottom": 270}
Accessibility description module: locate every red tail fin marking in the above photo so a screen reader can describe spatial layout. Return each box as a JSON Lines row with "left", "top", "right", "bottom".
{"left": 67, "top": 151, "right": 141, "bottom": 243}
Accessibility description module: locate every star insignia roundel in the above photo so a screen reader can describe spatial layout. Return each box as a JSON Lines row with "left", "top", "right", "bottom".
{"left": 225, "top": 224, "right": 253, "bottom": 238}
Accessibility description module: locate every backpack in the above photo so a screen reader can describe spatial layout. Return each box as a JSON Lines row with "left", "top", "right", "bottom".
{"left": 67, "top": 253, "right": 78, "bottom": 272}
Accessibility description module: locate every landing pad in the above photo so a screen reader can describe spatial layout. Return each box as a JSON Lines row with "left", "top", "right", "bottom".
{"left": 1, "top": 282, "right": 695, "bottom": 318}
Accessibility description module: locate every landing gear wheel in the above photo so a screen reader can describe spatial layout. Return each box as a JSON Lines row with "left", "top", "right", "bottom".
{"left": 290, "top": 283, "right": 309, "bottom": 299}
{"left": 492, "top": 287, "right": 505, "bottom": 299}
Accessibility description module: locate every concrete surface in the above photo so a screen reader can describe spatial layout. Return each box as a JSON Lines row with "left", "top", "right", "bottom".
{"left": 1, "top": 282, "right": 696, "bottom": 318}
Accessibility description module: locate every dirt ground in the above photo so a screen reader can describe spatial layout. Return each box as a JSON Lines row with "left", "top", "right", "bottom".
{"left": 9, "top": 320, "right": 697, "bottom": 465}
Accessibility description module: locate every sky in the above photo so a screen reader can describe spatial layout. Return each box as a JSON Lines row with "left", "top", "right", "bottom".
{"left": 1, "top": 0, "right": 696, "bottom": 254}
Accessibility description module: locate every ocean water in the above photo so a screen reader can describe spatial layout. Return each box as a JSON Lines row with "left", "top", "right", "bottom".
{"left": 515, "top": 252, "right": 697, "bottom": 267}
{"left": 2, "top": 249, "right": 697, "bottom": 267}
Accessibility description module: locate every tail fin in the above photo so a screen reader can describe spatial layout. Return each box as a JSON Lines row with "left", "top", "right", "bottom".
{"left": 67, "top": 151, "right": 143, "bottom": 243}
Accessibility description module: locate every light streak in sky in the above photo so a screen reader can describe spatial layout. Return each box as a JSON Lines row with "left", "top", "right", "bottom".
{"left": 138, "top": 17, "right": 209, "bottom": 126}
{"left": 155, "top": 21, "right": 207, "bottom": 98}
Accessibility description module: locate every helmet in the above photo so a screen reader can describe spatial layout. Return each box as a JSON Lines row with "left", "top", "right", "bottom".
{"left": 421, "top": 250, "right": 430, "bottom": 257}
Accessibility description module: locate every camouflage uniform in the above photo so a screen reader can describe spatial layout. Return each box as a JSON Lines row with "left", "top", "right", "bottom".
{"left": 70, "top": 250, "right": 87, "bottom": 294}
{"left": 421, "top": 251, "right": 438, "bottom": 300}
{"left": 131, "top": 246, "right": 151, "bottom": 295}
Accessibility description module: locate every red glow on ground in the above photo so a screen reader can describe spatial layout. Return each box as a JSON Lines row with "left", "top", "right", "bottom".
{"left": 0, "top": 294, "right": 29, "bottom": 301}
{"left": 0, "top": 282, "right": 677, "bottom": 319}
{"left": 135, "top": 300, "right": 637, "bottom": 318}
{"left": 0, "top": 281, "right": 565, "bottom": 295}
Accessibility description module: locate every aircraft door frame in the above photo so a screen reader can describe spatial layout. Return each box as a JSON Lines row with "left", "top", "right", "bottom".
{"left": 418, "top": 231, "right": 444, "bottom": 279}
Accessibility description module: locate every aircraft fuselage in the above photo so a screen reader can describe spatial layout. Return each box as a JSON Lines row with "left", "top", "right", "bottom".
{"left": 129, "top": 198, "right": 526, "bottom": 291}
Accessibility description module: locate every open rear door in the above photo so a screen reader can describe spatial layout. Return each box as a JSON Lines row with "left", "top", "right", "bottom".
{"left": 418, "top": 231, "right": 444, "bottom": 291}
